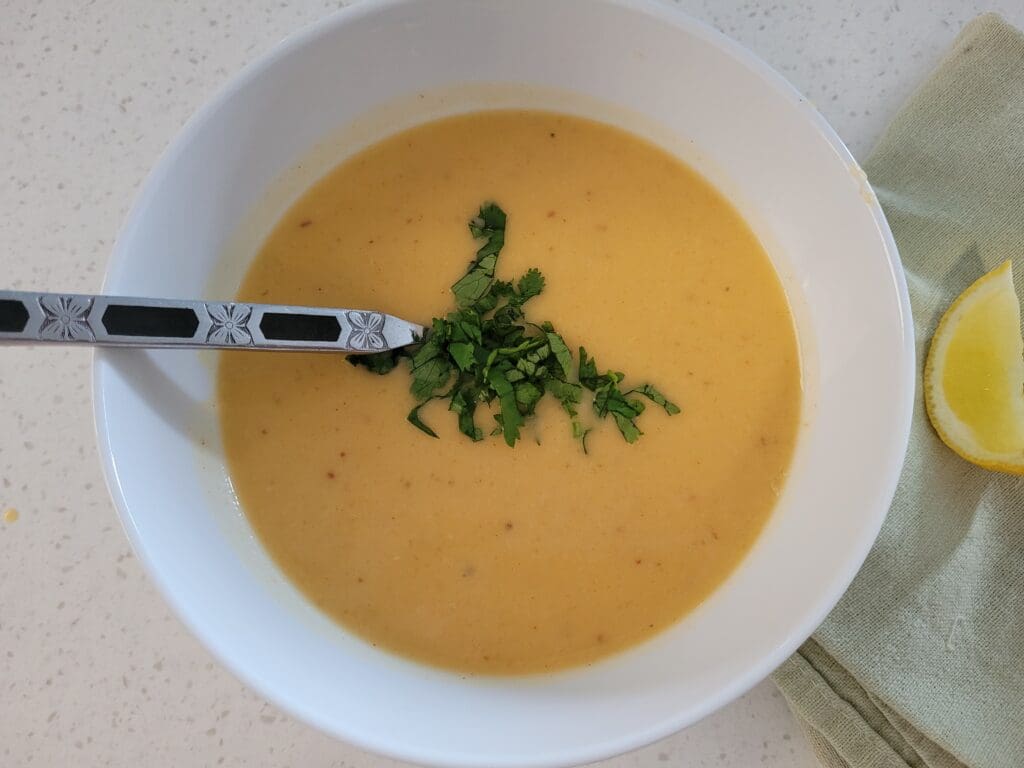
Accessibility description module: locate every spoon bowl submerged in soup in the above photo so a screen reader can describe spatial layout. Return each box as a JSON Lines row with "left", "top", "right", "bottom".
{"left": 218, "top": 110, "right": 800, "bottom": 675}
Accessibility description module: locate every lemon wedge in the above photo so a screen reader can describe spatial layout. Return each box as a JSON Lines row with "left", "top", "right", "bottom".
{"left": 924, "top": 260, "right": 1024, "bottom": 473}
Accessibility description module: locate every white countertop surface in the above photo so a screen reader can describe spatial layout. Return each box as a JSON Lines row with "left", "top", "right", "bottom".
{"left": 2, "top": 1, "right": 1020, "bottom": 766}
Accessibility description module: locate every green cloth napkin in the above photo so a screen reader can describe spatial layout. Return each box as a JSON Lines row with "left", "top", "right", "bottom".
{"left": 771, "top": 14, "right": 1024, "bottom": 768}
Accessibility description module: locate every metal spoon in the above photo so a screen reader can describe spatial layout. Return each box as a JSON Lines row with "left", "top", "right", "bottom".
{"left": 0, "top": 290, "right": 422, "bottom": 353}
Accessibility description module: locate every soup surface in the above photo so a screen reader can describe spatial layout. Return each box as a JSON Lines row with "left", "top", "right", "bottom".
{"left": 219, "top": 110, "right": 801, "bottom": 674}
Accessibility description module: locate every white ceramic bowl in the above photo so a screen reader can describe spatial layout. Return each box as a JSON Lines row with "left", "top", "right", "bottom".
{"left": 94, "top": 1, "right": 914, "bottom": 766}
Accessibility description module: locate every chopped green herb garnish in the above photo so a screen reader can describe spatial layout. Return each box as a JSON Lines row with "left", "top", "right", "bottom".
{"left": 348, "top": 203, "right": 680, "bottom": 449}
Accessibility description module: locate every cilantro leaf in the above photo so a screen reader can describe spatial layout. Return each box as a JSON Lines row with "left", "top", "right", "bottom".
{"left": 409, "top": 328, "right": 452, "bottom": 400}
{"left": 471, "top": 202, "right": 506, "bottom": 234}
{"left": 347, "top": 349, "right": 403, "bottom": 375}
{"left": 447, "top": 309, "right": 483, "bottom": 345}
{"left": 486, "top": 366, "right": 524, "bottom": 447}
{"left": 627, "top": 383, "right": 682, "bottom": 415}
{"left": 449, "top": 385, "right": 483, "bottom": 442}
{"left": 449, "top": 342, "right": 476, "bottom": 372}
{"left": 613, "top": 412, "right": 642, "bottom": 443}
{"left": 595, "top": 386, "right": 645, "bottom": 442}
{"left": 578, "top": 346, "right": 599, "bottom": 390}
{"left": 451, "top": 253, "right": 498, "bottom": 307}
{"left": 452, "top": 203, "right": 506, "bottom": 307}
{"left": 547, "top": 377, "right": 590, "bottom": 448}
{"left": 407, "top": 401, "right": 439, "bottom": 438}
{"left": 515, "top": 381, "right": 544, "bottom": 415}
{"left": 546, "top": 378, "right": 582, "bottom": 412}
{"left": 514, "top": 269, "right": 545, "bottom": 304}
{"left": 546, "top": 331, "right": 573, "bottom": 380}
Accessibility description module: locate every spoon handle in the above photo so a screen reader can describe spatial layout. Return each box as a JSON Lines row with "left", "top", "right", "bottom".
{"left": 0, "top": 290, "right": 423, "bottom": 353}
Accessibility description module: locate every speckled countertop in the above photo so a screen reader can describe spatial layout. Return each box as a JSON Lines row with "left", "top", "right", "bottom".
{"left": 2, "top": 2, "right": 1021, "bottom": 766}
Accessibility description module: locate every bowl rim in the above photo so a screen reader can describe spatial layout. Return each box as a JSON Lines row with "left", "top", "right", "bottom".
{"left": 93, "top": 0, "right": 916, "bottom": 765}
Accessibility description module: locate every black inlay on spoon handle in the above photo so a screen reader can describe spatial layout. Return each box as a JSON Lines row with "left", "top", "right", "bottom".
{"left": 0, "top": 299, "right": 30, "bottom": 333}
{"left": 259, "top": 312, "right": 342, "bottom": 342}
{"left": 101, "top": 304, "right": 201, "bottom": 338}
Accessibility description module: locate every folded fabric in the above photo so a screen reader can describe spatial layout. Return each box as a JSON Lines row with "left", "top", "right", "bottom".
{"left": 771, "top": 14, "right": 1024, "bottom": 768}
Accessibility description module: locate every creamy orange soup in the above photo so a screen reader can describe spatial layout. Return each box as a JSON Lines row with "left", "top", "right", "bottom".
{"left": 218, "top": 111, "right": 800, "bottom": 674}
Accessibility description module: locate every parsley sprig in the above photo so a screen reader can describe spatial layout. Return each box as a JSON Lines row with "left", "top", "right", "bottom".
{"left": 348, "top": 203, "right": 680, "bottom": 449}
